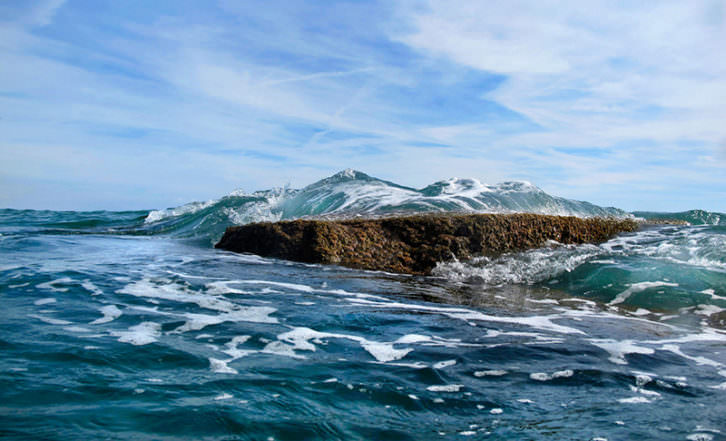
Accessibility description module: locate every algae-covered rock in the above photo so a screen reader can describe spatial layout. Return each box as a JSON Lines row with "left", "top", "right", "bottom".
{"left": 215, "top": 213, "right": 638, "bottom": 275}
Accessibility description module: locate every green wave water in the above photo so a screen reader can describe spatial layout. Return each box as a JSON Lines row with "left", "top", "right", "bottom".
{"left": 633, "top": 209, "right": 725, "bottom": 226}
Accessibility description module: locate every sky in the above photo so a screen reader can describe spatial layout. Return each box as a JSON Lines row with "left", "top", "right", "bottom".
{"left": 1, "top": 0, "right": 724, "bottom": 212}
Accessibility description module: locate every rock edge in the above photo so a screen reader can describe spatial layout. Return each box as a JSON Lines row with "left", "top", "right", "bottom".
{"left": 215, "top": 213, "right": 638, "bottom": 275}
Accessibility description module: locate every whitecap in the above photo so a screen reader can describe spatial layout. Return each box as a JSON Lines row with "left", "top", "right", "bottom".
{"left": 426, "top": 384, "right": 463, "bottom": 392}
{"left": 113, "top": 322, "right": 161, "bottom": 346}
{"left": 433, "top": 359, "right": 457, "bottom": 369}
{"left": 474, "top": 370, "right": 508, "bottom": 377}
{"left": 209, "top": 358, "right": 238, "bottom": 374}
{"left": 90, "top": 305, "right": 122, "bottom": 325}
{"left": 529, "top": 370, "right": 573, "bottom": 381}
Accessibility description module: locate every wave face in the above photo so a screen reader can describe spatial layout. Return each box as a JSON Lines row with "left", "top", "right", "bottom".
{"left": 3, "top": 170, "right": 629, "bottom": 242}
{"left": 5, "top": 170, "right": 724, "bottom": 245}
{"left": 73, "top": 169, "right": 627, "bottom": 242}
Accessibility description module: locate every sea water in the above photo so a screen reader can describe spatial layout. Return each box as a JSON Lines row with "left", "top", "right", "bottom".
{"left": 1, "top": 170, "right": 725, "bottom": 440}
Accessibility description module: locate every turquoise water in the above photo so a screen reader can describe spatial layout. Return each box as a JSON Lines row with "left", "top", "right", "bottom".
{"left": 1, "top": 171, "right": 725, "bottom": 440}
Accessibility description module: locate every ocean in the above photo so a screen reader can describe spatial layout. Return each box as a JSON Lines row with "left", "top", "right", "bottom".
{"left": 1, "top": 170, "right": 725, "bottom": 440}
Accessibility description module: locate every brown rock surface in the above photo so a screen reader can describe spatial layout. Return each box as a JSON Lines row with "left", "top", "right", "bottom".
{"left": 215, "top": 213, "right": 638, "bottom": 275}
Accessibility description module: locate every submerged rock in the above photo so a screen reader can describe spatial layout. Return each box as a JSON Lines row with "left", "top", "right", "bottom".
{"left": 215, "top": 213, "right": 638, "bottom": 275}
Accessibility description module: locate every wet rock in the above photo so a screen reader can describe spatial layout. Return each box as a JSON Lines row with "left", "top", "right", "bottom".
{"left": 215, "top": 213, "right": 638, "bottom": 275}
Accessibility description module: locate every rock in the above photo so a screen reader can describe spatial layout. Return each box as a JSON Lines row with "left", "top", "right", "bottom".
{"left": 215, "top": 213, "right": 638, "bottom": 275}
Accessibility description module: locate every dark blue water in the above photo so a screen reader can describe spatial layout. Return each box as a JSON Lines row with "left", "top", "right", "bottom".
{"left": 1, "top": 172, "right": 725, "bottom": 440}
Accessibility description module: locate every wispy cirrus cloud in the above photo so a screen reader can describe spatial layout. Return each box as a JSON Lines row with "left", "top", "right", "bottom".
{"left": 394, "top": 0, "right": 726, "bottom": 208}
{"left": 0, "top": 0, "right": 723, "bottom": 211}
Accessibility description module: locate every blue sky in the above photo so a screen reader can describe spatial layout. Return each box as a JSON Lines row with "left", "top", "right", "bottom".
{"left": 1, "top": 0, "right": 724, "bottom": 211}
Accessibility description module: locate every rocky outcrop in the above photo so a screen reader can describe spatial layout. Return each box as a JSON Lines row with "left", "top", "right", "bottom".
{"left": 215, "top": 213, "right": 638, "bottom": 275}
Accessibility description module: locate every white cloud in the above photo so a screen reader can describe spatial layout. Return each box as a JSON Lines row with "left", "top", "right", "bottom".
{"left": 392, "top": 0, "right": 726, "bottom": 209}
{"left": 0, "top": 1, "right": 724, "bottom": 211}
{"left": 398, "top": 0, "right": 726, "bottom": 146}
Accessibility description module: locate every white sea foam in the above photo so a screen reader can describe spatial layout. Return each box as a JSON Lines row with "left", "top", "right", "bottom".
{"left": 81, "top": 280, "right": 103, "bottom": 296}
{"left": 114, "top": 322, "right": 161, "bottom": 346}
{"left": 29, "top": 314, "right": 71, "bottom": 325}
{"left": 234, "top": 280, "right": 387, "bottom": 301}
{"left": 210, "top": 358, "right": 238, "bottom": 374}
{"left": 37, "top": 278, "right": 73, "bottom": 292}
{"left": 660, "top": 344, "right": 722, "bottom": 368}
{"left": 204, "top": 281, "right": 251, "bottom": 295}
{"left": 90, "top": 305, "right": 122, "bottom": 324}
{"left": 346, "top": 298, "right": 584, "bottom": 334}
{"left": 635, "top": 374, "right": 652, "bottom": 387}
{"left": 119, "top": 278, "right": 239, "bottom": 312}
{"left": 432, "top": 243, "right": 601, "bottom": 285}
{"left": 222, "top": 335, "right": 252, "bottom": 359}
{"left": 426, "top": 384, "right": 463, "bottom": 392}
{"left": 629, "top": 385, "right": 661, "bottom": 397}
{"left": 360, "top": 341, "right": 412, "bottom": 363}
{"left": 264, "top": 327, "right": 413, "bottom": 363}
{"left": 474, "top": 370, "right": 508, "bottom": 377}
{"left": 609, "top": 281, "right": 679, "bottom": 305}
{"left": 433, "top": 359, "right": 457, "bottom": 369}
{"left": 698, "top": 289, "right": 726, "bottom": 301}
{"left": 618, "top": 396, "right": 652, "bottom": 404}
{"left": 530, "top": 370, "right": 574, "bottom": 381}
{"left": 686, "top": 434, "right": 714, "bottom": 441}
{"left": 490, "top": 408, "right": 503, "bottom": 414}
{"left": 173, "top": 307, "right": 278, "bottom": 332}
{"left": 589, "top": 339, "right": 655, "bottom": 365}
{"left": 237, "top": 280, "right": 316, "bottom": 292}
{"left": 34, "top": 298, "right": 56, "bottom": 305}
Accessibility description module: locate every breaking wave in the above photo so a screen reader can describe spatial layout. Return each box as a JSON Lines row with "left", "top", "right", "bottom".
{"left": 1, "top": 169, "right": 722, "bottom": 248}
